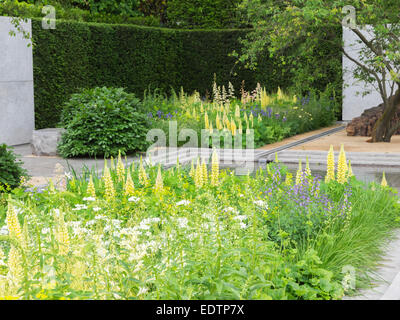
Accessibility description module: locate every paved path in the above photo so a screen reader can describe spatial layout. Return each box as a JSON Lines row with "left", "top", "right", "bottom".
{"left": 12, "top": 144, "right": 141, "bottom": 185}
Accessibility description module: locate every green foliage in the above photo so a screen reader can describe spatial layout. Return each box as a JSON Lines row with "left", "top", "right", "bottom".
{"left": 0, "top": 144, "right": 28, "bottom": 191}
{"left": 31, "top": 18, "right": 341, "bottom": 129}
{"left": 67, "top": 0, "right": 141, "bottom": 16}
{"left": 167, "top": 0, "right": 242, "bottom": 29}
{"left": 31, "top": 19, "right": 261, "bottom": 128}
{"left": 235, "top": 0, "right": 343, "bottom": 110}
{"left": 138, "top": 0, "right": 168, "bottom": 24}
{"left": 1, "top": 158, "right": 398, "bottom": 299}
{"left": 58, "top": 87, "right": 151, "bottom": 158}
{"left": 0, "top": 0, "right": 159, "bottom": 26}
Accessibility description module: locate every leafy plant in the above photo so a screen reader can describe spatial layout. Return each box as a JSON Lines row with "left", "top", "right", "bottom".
{"left": 0, "top": 144, "right": 28, "bottom": 191}
{"left": 58, "top": 87, "right": 151, "bottom": 158}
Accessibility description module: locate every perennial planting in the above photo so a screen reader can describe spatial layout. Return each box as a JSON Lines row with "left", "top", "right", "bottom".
{"left": 0, "top": 147, "right": 399, "bottom": 300}
{"left": 146, "top": 83, "right": 337, "bottom": 149}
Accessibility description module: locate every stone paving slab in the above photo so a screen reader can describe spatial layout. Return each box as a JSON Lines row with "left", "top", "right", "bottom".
{"left": 292, "top": 129, "right": 400, "bottom": 153}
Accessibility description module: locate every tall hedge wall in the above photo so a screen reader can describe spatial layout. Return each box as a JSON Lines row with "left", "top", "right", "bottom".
{"left": 32, "top": 19, "right": 341, "bottom": 128}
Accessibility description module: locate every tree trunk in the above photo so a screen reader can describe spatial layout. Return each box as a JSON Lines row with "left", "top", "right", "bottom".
{"left": 371, "top": 88, "right": 400, "bottom": 142}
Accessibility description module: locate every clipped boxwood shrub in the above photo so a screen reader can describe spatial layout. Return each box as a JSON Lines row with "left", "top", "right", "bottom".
{"left": 58, "top": 87, "right": 151, "bottom": 158}
{"left": 0, "top": 144, "right": 28, "bottom": 191}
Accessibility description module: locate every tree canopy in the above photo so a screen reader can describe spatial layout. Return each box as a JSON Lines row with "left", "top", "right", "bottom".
{"left": 238, "top": 0, "right": 400, "bottom": 142}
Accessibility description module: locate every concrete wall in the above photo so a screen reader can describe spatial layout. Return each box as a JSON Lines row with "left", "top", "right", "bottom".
{"left": 342, "top": 26, "right": 389, "bottom": 121}
{"left": 0, "top": 16, "right": 35, "bottom": 146}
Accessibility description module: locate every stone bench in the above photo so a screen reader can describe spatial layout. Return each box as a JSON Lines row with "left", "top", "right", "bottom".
{"left": 31, "top": 128, "right": 65, "bottom": 156}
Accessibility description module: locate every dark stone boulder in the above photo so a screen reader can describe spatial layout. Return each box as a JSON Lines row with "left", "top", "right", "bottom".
{"left": 346, "top": 103, "right": 400, "bottom": 136}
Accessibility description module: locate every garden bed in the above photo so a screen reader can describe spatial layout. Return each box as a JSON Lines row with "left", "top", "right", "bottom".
{"left": 0, "top": 148, "right": 399, "bottom": 300}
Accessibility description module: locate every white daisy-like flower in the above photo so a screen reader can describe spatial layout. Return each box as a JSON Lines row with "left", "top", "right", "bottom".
{"left": 254, "top": 200, "right": 268, "bottom": 209}
{"left": 177, "top": 217, "right": 188, "bottom": 229}
{"left": 239, "top": 223, "right": 247, "bottom": 229}
{"left": 223, "top": 207, "right": 238, "bottom": 214}
{"left": 176, "top": 200, "right": 191, "bottom": 206}
{"left": 41, "top": 227, "right": 50, "bottom": 234}
{"left": 233, "top": 215, "right": 248, "bottom": 221}
{"left": 83, "top": 197, "right": 96, "bottom": 202}
{"left": 128, "top": 196, "right": 141, "bottom": 203}
{"left": 93, "top": 207, "right": 102, "bottom": 212}
{"left": 72, "top": 204, "right": 88, "bottom": 211}
{"left": 65, "top": 172, "right": 73, "bottom": 180}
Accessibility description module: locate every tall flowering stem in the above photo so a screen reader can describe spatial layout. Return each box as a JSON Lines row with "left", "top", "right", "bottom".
{"left": 103, "top": 164, "right": 115, "bottom": 201}
{"left": 6, "top": 200, "right": 22, "bottom": 244}
{"left": 154, "top": 165, "right": 164, "bottom": 195}
{"left": 296, "top": 159, "right": 302, "bottom": 185}
{"left": 381, "top": 172, "right": 388, "bottom": 187}
{"left": 337, "top": 144, "right": 348, "bottom": 184}
{"left": 194, "top": 158, "right": 203, "bottom": 188}
{"left": 125, "top": 171, "right": 135, "bottom": 196}
{"left": 139, "top": 157, "right": 149, "bottom": 186}
{"left": 211, "top": 150, "right": 219, "bottom": 186}
{"left": 116, "top": 151, "right": 125, "bottom": 182}
{"left": 325, "top": 145, "right": 335, "bottom": 183}
{"left": 87, "top": 175, "right": 96, "bottom": 198}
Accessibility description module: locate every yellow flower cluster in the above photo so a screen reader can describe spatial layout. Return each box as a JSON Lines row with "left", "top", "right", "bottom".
{"left": 7, "top": 245, "right": 23, "bottom": 287}
{"left": 138, "top": 157, "right": 149, "bottom": 186}
{"left": 305, "top": 156, "right": 311, "bottom": 177}
{"left": 6, "top": 201, "right": 22, "bottom": 243}
{"left": 381, "top": 172, "right": 388, "bottom": 187}
{"left": 116, "top": 151, "right": 125, "bottom": 182}
{"left": 211, "top": 150, "right": 219, "bottom": 186}
{"left": 296, "top": 159, "right": 302, "bottom": 185}
{"left": 337, "top": 144, "right": 348, "bottom": 184}
{"left": 54, "top": 210, "right": 70, "bottom": 256}
{"left": 325, "top": 145, "right": 335, "bottom": 183}
{"left": 125, "top": 171, "right": 135, "bottom": 196}
{"left": 285, "top": 172, "right": 293, "bottom": 186}
{"left": 154, "top": 165, "right": 164, "bottom": 195}
{"left": 87, "top": 175, "right": 96, "bottom": 198}
{"left": 194, "top": 158, "right": 203, "bottom": 188}
{"left": 103, "top": 163, "right": 115, "bottom": 201}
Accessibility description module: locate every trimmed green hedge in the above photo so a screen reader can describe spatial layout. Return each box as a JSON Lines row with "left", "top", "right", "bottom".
{"left": 32, "top": 19, "right": 342, "bottom": 128}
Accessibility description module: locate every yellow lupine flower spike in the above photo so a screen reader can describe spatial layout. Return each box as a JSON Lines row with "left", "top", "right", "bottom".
{"left": 211, "top": 150, "right": 219, "bottom": 186}
{"left": 347, "top": 160, "right": 354, "bottom": 178}
{"left": 6, "top": 200, "right": 22, "bottom": 243}
{"left": 325, "top": 145, "right": 335, "bottom": 183}
{"left": 305, "top": 156, "right": 311, "bottom": 177}
{"left": 296, "top": 159, "right": 302, "bottom": 185}
{"left": 194, "top": 158, "right": 203, "bottom": 188}
{"left": 381, "top": 172, "right": 388, "bottom": 187}
{"left": 87, "top": 175, "right": 96, "bottom": 198}
{"left": 202, "top": 159, "right": 208, "bottom": 183}
{"left": 285, "top": 173, "right": 293, "bottom": 186}
{"left": 139, "top": 156, "right": 149, "bottom": 186}
{"left": 125, "top": 171, "right": 135, "bottom": 196}
{"left": 116, "top": 151, "right": 125, "bottom": 182}
{"left": 55, "top": 210, "right": 70, "bottom": 256}
{"left": 337, "top": 144, "right": 348, "bottom": 184}
{"left": 154, "top": 165, "right": 164, "bottom": 194}
{"left": 7, "top": 245, "right": 24, "bottom": 286}
{"left": 103, "top": 164, "right": 115, "bottom": 201}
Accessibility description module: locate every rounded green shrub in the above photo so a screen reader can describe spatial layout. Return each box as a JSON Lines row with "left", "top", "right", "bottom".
{"left": 58, "top": 87, "right": 151, "bottom": 158}
{"left": 0, "top": 144, "right": 28, "bottom": 191}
